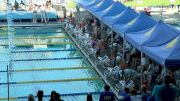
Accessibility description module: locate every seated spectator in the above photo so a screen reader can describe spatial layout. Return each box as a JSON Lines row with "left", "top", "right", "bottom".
{"left": 55, "top": 93, "right": 64, "bottom": 101}
{"left": 152, "top": 74, "right": 180, "bottom": 101}
{"left": 87, "top": 94, "right": 93, "bottom": 101}
{"left": 99, "top": 85, "right": 115, "bottom": 101}
{"left": 120, "top": 88, "right": 131, "bottom": 101}
{"left": 130, "top": 89, "right": 141, "bottom": 101}
{"left": 28, "top": 94, "right": 35, "bottom": 101}
{"left": 37, "top": 90, "right": 44, "bottom": 101}
{"left": 49, "top": 91, "right": 56, "bottom": 101}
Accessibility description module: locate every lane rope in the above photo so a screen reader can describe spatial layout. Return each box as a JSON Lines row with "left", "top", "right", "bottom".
{"left": 0, "top": 42, "right": 74, "bottom": 46}
{"left": 0, "top": 77, "right": 100, "bottom": 85}
{"left": 0, "top": 66, "right": 91, "bottom": 72}
{"left": 12, "top": 57, "right": 83, "bottom": 62}
{"left": 11, "top": 48, "right": 77, "bottom": 53}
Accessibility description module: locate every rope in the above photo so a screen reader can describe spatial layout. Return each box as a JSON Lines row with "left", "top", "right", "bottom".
{"left": 0, "top": 38, "right": 8, "bottom": 40}
{"left": 0, "top": 91, "right": 102, "bottom": 100}
{"left": 0, "top": 42, "right": 74, "bottom": 47}
{"left": 11, "top": 48, "right": 77, "bottom": 53}
{"left": 0, "top": 77, "right": 100, "bottom": 85}
{"left": 0, "top": 66, "right": 91, "bottom": 72}
{"left": 14, "top": 36, "right": 70, "bottom": 39}
{"left": 12, "top": 57, "right": 83, "bottom": 62}
{"left": 15, "top": 31, "right": 65, "bottom": 34}
{"left": 16, "top": 25, "right": 62, "bottom": 29}
{"left": 0, "top": 36, "right": 70, "bottom": 40}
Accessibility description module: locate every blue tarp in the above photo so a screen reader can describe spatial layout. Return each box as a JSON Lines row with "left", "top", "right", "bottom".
{"left": 113, "top": 12, "right": 157, "bottom": 37}
{"left": 142, "top": 35, "right": 180, "bottom": 68}
{"left": 94, "top": 1, "right": 127, "bottom": 19}
{"left": 75, "top": 0, "right": 180, "bottom": 68}
{"left": 125, "top": 21, "right": 178, "bottom": 51}
{"left": 102, "top": 7, "right": 138, "bottom": 28}
{"left": 87, "top": 0, "right": 114, "bottom": 13}
{"left": 125, "top": 28, "right": 152, "bottom": 50}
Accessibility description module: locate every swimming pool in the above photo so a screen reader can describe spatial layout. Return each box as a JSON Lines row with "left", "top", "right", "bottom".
{"left": 0, "top": 26, "right": 105, "bottom": 101}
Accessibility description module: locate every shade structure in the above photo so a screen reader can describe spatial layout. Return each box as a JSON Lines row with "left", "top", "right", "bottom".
{"left": 113, "top": 12, "right": 157, "bottom": 37}
{"left": 102, "top": 7, "right": 138, "bottom": 28}
{"left": 87, "top": 0, "right": 114, "bottom": 13}
{"left": 125, "top": 20, "right": 179, "bottom": 51}
{"left": 94, "top": 1, "right": 127, "bottom": 19}
{"left": 142, "top": 35, "right": 180, "bottom": 68}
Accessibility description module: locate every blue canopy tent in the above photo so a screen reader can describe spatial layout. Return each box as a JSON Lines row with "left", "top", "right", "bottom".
{"left": 125, "top": 21, "right": 178, "bottom": 51}
{"left": 102, "top": 7, "right": 138, "bottom": 28}
{"left": 113, "top": 12, "right": 157, "bottom": 37}
{"left": 142, "top": 35, "right": 180, "bottom": 68}
{"left": 75, "top": 0, "right": 101, "bottom": 9}
{"left": 94, "top": 1, "right": 127, "bottom": 19}
{"left": 87, "top": 0, "right": 114, "bottom": 13}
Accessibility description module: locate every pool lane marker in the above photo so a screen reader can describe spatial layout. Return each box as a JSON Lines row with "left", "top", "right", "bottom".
{"left": 0, "top": 36, "right": 70, "bottom": 40}
{"left": 12, "top": 57, "right": 83, "bottom": 62}
{"left": 0, "top": 66, "right": 91, "bottom": 72}
{"left": 0, "top": 42, "right": 74, "bottom": 46}
{"left": 15, "top": 31, "right": 66, "bottom": 34}
{"left": 0, "top": 91, "right": 102, "bottom": 100}
{"left": 0, "top": 77, "right": 100, "bottom": 85}
{"left": 11, "top": 48, "right": 77, "bottom": 53}
{"left": 15, "top": 36, "right": 70, "bottom": 39}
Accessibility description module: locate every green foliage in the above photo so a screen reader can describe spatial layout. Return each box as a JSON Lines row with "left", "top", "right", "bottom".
{"left": 124, "top": 0, "right": 180, "bottom": 7}
{"left": 67, "top": 0, "right": 76, "bottom": 9}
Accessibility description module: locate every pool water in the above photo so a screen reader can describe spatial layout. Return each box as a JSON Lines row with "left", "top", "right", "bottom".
{"left": 0, "top": 26, "right": 105, "bottom": 101}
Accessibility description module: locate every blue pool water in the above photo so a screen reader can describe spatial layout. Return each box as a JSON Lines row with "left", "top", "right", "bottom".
{"left": 0, "top": 26, "right": 105, "bottom": 101}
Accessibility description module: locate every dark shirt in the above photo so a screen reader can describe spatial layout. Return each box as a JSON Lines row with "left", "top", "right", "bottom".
{"left": 141, "top": 92, "right": 150, "bottom": 101}
{"left": 159, "top": 85, "right": 176, "bottom": 101}
{"left": 146, "top": 96, "right": 155, "bottom": 101}
{"left": 99, "top": 91, "right": 115, "bottom": 101}
{"left": 121, "top": 92, "right": 131, "bottom": 101}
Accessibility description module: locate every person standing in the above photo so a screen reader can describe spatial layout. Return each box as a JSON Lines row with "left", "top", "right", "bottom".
{"left": 99, "top": 85, "right": 115, "bottom": 101}
{"left": 62, "top": 6, "right": 66, "bottom": 18}
{"left": 37, "top": 90, "right": 44, "bottom": 101}
{"left": 152, "top": 74, "right": 179, "bottom": 101}
{"left": 120, "top": 88, "right": 131, "bottom": 101}
{"left": 32, "top": 4, "right": 37, "bottom": 23}
{"left": 87, "top": 94, "right": 93, "bottom": 101}
{"left": 40, "top": 5, "right": 47, "bottom": 23}
{"left": 28, "top": 94, "right": 35, "bottom": 101}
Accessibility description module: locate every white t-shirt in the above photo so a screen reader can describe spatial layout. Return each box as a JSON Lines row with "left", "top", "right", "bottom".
{"left": 130, "top": 95, "right": 141, "bottom": 101}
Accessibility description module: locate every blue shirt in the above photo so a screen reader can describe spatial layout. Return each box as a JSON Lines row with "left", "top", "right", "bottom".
{"left": 99, "top": 91, "right": 115, "bottom": 101}
{"left": 146, "top": 96, "right": 155, "bottom": 101}
{"left": 121, "top": 92, "right": 131, "bottom": 101}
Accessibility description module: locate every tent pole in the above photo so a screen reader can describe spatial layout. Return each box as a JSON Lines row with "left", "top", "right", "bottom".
{"left": 111, "top": 29, "right": 113, "bottom": 67}
{"left": 122, "top": 36, "right": 125, "bottom": 61}
{"left": 140, "top": 52, "right": 143, "bottom": 93}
